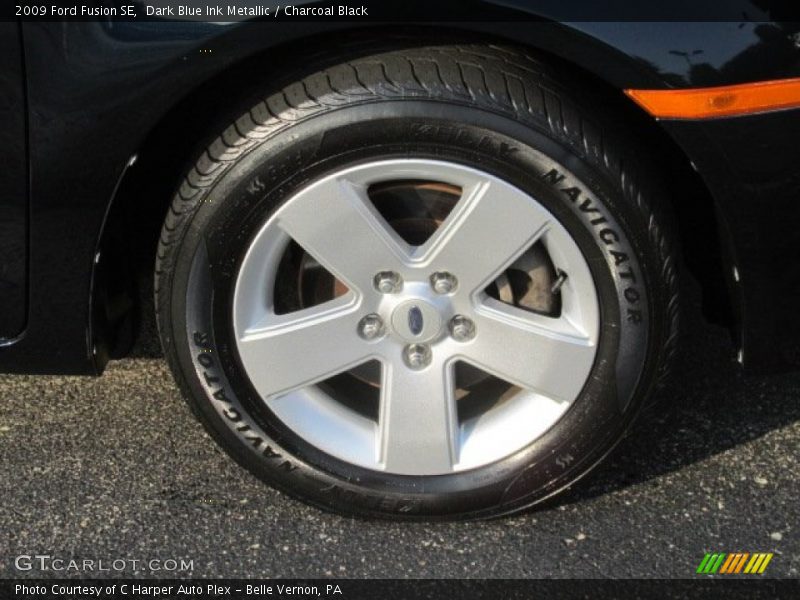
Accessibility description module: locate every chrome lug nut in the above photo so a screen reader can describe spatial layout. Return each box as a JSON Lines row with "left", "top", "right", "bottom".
{"left": 358, "top": 314, "right": 385, "bottom": 341}
{"left": 449, "top": 315, "right": 476, "bottom": 342}
{"left": 430, "top": 271, "right": 458, "bottom": 294}
{"left": 374, "top": 271, "right": 403, "bottom": 294}
{"left": 403, "top": 344, "right": 432, "bottom": 370}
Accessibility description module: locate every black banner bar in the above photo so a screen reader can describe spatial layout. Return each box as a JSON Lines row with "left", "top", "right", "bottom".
{"left": 3, "top": 579, "right": 800, "bottom": 600}
{"left": 5, "top": 0, "right": 800, "bottom": 22}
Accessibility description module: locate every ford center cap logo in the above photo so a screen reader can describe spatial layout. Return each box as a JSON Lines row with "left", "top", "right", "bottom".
{"left": 391, "top": 299, "right": 442, "bottom": 343}
{"left": 408, "top": 306, "right": 424, "bottom": 336}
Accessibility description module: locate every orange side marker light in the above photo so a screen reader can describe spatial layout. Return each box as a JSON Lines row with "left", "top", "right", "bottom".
{"left": 625, "top": 78, "right": 800, "bottom": 119}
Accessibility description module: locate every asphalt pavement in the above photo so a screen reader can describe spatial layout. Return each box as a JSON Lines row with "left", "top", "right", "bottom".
{"left": 0, "top": 291, "right": 798, "bottom": 579}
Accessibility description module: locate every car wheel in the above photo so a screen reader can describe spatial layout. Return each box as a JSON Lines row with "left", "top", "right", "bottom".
{"left": 155, "top": 45, "right": 679, "bottom": 519}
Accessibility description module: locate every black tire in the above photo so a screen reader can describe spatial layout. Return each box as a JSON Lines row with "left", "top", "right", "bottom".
{"left": 155, "top": 44, "right": 679, "bottom": 519}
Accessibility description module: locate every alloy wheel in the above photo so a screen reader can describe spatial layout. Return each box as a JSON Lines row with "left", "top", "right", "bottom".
{"left": 232, "top": 159, "right": 600, "bottom": 475}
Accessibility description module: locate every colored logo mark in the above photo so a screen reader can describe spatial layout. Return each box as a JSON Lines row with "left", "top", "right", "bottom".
{"left": 408, "top": 306, "right": 424, "bottom": 336}
{"left": 696, "top": 552, "right": 773, "bottom": 575}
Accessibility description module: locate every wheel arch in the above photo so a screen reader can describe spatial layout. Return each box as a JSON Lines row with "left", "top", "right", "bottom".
{"left": 92, "top": 24, "right": 737, "bottom": 365}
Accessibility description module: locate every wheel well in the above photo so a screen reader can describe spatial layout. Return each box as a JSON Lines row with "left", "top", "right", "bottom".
{"left": 96, "top": 28, "right": 734, "bottom": 360}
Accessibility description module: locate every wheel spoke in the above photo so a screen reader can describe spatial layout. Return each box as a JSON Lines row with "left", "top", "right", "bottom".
{"left": 239, "top": 302, "right": 372, "bottom": 399}
{"left": 418, "top": 180, "right": 551, "bottom": 294}
{"left": 274, "top": 176, "right": 410, "bottom": 293}
{"left": 464, "top": 304, "right": 596, "bottom": 402}
{"left": 379, "top": 359, "right": 458, "bottom": 474}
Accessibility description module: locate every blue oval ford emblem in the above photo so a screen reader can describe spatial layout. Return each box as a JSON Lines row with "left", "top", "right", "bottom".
{"left": 408, "top": 306, "right": 424, "bottom": 336}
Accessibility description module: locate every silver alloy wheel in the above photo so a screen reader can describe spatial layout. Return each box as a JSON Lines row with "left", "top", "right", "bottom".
{"left": 232, "top": 159, "right": 600, "bottom": 475}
